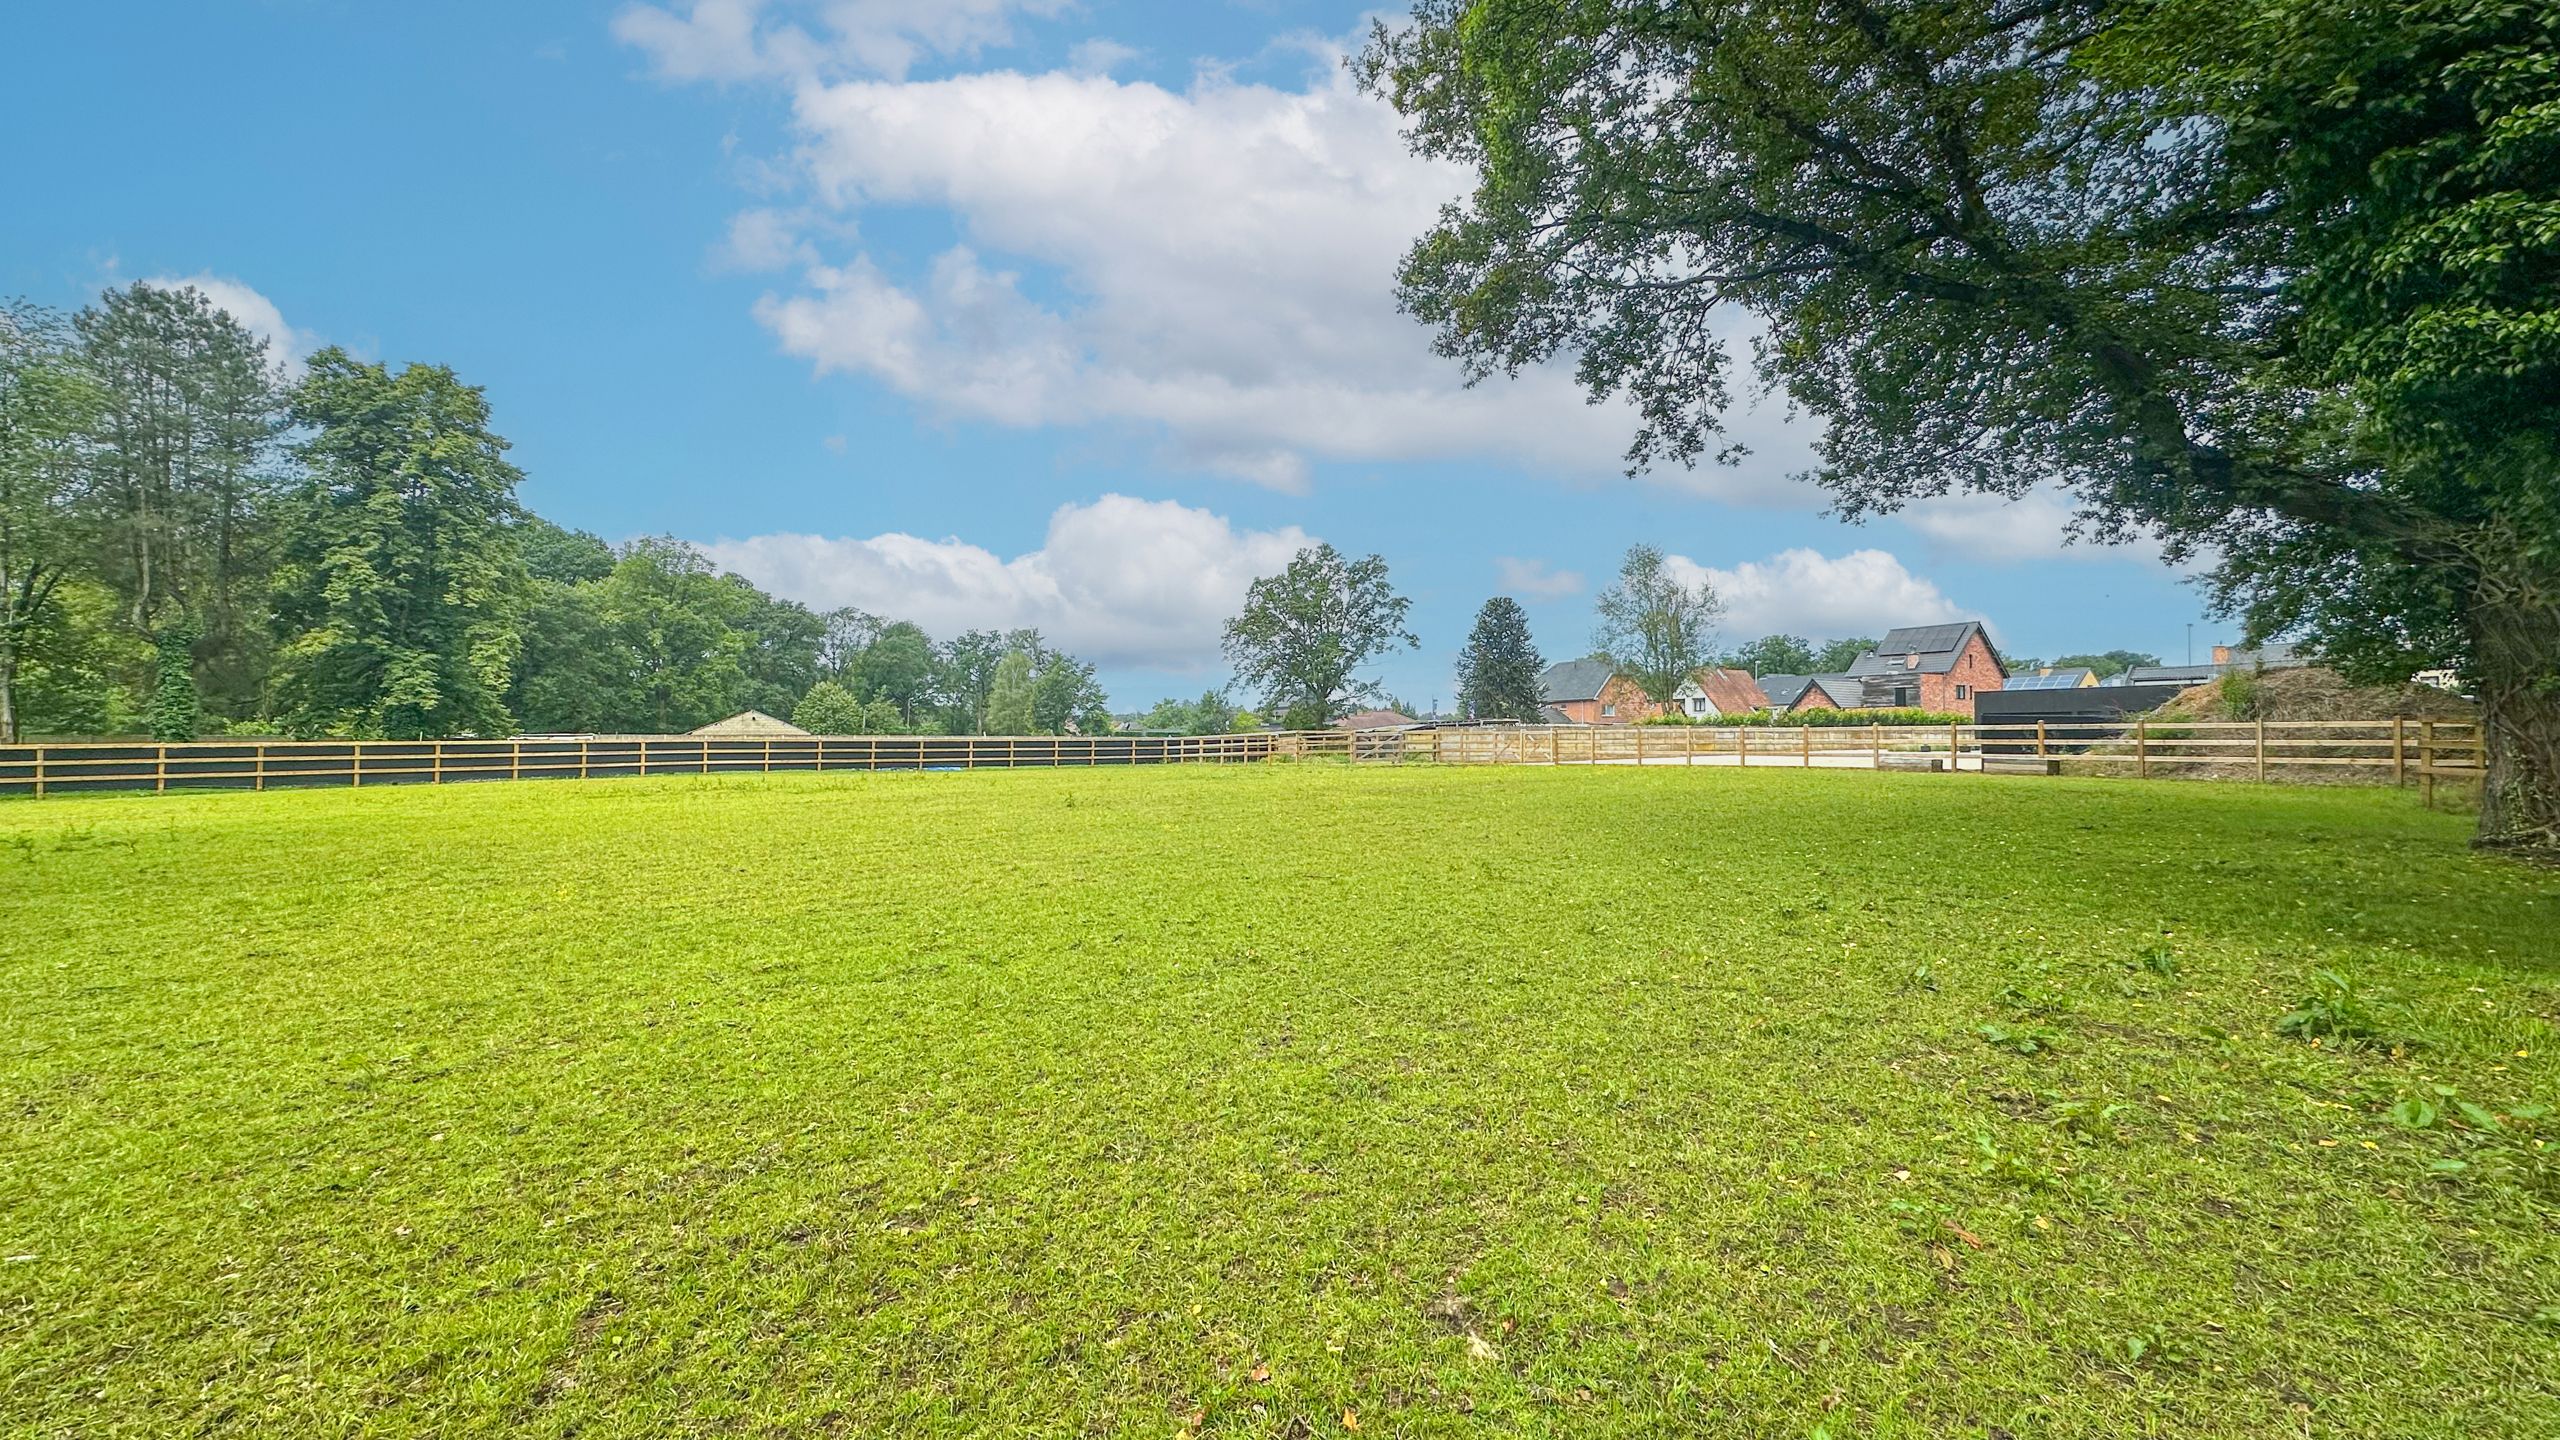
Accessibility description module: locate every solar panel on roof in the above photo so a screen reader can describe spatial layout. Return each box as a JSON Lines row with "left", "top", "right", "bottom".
{"left": 1877, "top": 622, "right": 1974, "bottom": 655}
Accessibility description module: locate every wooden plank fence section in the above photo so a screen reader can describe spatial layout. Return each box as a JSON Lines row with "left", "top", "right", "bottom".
{"left": 0, "top": 720, "right": 2486, "bottom": 800}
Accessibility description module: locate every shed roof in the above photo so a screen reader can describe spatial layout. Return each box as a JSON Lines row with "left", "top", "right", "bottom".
{"left": 688, "top": 709, "right": 811, "bottom": 737}
{"left": 1333, "top": 708, "right": 1419, "bottom": 731}
{"left": 2124, "top": 664, "right": 2223, "bottom": 686}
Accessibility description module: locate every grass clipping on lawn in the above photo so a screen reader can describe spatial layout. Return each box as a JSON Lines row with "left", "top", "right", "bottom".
{"left": 2, "top": 765, "right": 2555, "bottom": 1438}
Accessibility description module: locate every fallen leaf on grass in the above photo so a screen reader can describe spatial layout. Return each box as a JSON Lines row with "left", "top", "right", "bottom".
{"left": 1941, "top": 1220, "right": 1987, "bottom": 1249}
{"left": 1342, "top": 1408, "right": 1359, "bottom": 1431}
{"left": 1466, "top": 1332, "right": 1500, "bottom": 1361}
{"left": 1250, "top": 1363, "right": 1272, "bottom": 1384}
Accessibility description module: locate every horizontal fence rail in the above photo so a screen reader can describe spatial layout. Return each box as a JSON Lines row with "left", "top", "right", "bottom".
{"left": 0, "top": 730, "right": 1282, "bottom": 798}
{"left": 0, "top": 718, "right": 2486, "bottom": 802}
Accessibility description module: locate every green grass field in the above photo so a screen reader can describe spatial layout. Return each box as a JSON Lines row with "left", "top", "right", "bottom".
{"left": 4, "top": 766, "right": 2556, "bottom": 1437}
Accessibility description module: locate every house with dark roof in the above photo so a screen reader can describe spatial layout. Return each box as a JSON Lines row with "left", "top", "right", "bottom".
{"left": 1672, "top": 667, "right": 1771, "bottom": 718}
{"left": 1754, "top": 674, "right": 1860, "bottom": 713}
{"left": 1844, "top": 622, "right": 2007, "bottom": 712}
{"left": 1537, "top": 657, "right": 1664, "bottom": 726}
{"left": 1333, "top": 708, "right": 1418, "bottom": 731}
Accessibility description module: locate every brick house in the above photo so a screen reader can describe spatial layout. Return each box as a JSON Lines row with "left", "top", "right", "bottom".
{"left": 1538, "top": 657, "right": 1665, "bottom": 725}
{"left": 1756, "top": 674, "right": 1861, "bottom": 713}
{"left": 1671, "top": 667, "right": 1772, "bottom": 718}
{"left": 1845, "top": 623, "right": 2007, "bottom": 712}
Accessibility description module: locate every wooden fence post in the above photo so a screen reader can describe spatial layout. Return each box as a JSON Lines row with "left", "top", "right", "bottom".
{"left": 1801, "top": 725, "right": 1812, "bottom": 767}
{"left": 2254, "top": 719, "right": 2267, "bottom": 782}
{"left": 2420, "top": 719, "right": 2436, "bottom": 810}
{"left": 156, "top": 744, "right": 168, "bottom": 794}
{"left": 2036, "top": 721, "right": 2048, "bottom": 763}
{"left": 637, "top": 740, "right": 649, "bottom": 777}
{"left": 1636, "top": 726, "right": 1646, "bottom": 767}
{"left": 2392, "top": 716, "right": 2407, "bottom": 786}
{"left": 32, "top": 746, "right": 44, "bottom": 799}
{"left": 579, "top": 739, "right": 590, "bottom": 780}
{"left": 764, "top": 738, "right": 774, "bottom": 774}
{"left": 1872, "top": 724, "right": 1882, "bottom": 769}
{"left": 432, "top": 741, "right": 445, "bottom": 786}
{"left": 510, "top": 740, "right": 522, "bottom": 783}
{"left": 2135, "top": 720, "right": 2149, "bottom": 779}
{"left": 1949, "top": 721, "right": 1961, "bottom": 771}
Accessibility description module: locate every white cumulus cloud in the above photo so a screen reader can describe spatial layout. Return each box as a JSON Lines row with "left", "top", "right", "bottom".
{"left": 141, "top": 274, "right": 316, "bottom": 379}
{"left": 630, "top": 30, "right": 1815, "bottom": 495}
{"left": 699, "top": 492, "right": 1310, "bottom": 669}
{"left": 1898, "top": 485, "right": 2171, "bottom": 566}
{"left": 614, "top": 0, "right": 1071, "bottom": 83}
{"left": 1672, "top": 547, "right": 1968, "bottom": 640}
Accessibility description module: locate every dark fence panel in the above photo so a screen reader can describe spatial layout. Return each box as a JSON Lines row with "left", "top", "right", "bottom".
{"left": 1973, "top": 685, "right": 2192, "bottom": 755}
{"left": 0, "top": 730, "right": 1289, "bottom": 799}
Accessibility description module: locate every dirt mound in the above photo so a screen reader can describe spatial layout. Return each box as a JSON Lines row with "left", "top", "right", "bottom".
{"left": 2146, "top": 666, "right": 2474, "bottom": 724}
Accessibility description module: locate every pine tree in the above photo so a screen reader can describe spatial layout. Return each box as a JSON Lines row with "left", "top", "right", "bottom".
{"left": 1456, "top": 597, "right": 1545, "bottom": 721}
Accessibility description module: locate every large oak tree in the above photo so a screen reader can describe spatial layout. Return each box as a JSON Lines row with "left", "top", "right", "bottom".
{"left": 1224, "top": 544, "right": 1417, "bottom": 727}
{"left": 1361, "top": 0, "right": 2559, "bottom": 850}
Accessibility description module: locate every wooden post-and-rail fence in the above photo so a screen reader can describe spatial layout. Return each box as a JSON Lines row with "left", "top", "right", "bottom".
{"left": 0, "top": 720, "right": 2487, "bottom": 800}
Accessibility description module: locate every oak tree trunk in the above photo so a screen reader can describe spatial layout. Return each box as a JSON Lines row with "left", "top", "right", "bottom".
{"left": 2467, "top": 573, "right": 2560, "bottom": 855}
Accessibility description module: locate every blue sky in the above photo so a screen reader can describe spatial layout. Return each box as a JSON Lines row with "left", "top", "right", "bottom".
{"left": 3, "top": 1, "right": 2224, "bottom": 712}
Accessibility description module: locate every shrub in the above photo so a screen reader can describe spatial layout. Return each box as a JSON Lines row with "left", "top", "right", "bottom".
{"left": 792, "top": 680, "right": 867, "bottom": 735}
{"left": 1638, "top": 707, "right": 1970, "bottom": 728}
{"left": 2217, "top": 668, "right": 2261, "bottom": 720}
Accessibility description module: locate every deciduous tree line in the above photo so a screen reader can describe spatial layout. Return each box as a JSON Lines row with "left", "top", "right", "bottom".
{"left": 0, "top": 283, "right": 1112, "bottom": 741}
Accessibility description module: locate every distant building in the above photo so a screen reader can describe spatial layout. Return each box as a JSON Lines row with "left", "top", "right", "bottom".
{"left": 1671, "top": 668, "right": 1771, "bottom": 719}
{"left": 1844, "top": 623, "right": 2008, "bottom": 711}
{"left": 2119, "top": 663, "right": 2226, "bottom": 688}
{"left": 1333, "top": 708, "right": 1419, "bottom": 731}
{"left": 1537, "top": 658, "right": 1664, "bottom": 725}
{"left": 2007, "top": 666, "right": 2099, "bottom": 691}
{"left": 688, "top": 709, "right": 810, "bottom": 738}
{"left": 2212, "top": 643, "right": 2307, "bottom": 670}
{"left": 2111, "top": 642, "right": 2309, "bottom": 690}
{"left": 1759, "top": 674, "right": 1859, "bottom": 713}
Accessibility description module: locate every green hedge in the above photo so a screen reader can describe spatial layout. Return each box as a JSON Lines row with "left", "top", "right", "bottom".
{"left": 1638, "top": 707, "right": 1971, "bottom": 728}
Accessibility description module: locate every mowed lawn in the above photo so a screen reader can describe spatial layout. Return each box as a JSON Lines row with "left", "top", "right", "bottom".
{"left": 3, "top": 766, "right": 2556, "bottom": 1438}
